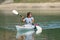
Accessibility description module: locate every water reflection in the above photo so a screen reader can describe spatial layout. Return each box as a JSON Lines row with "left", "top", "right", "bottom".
{"left": 16, "top": 25, "right": 35, "bottom": 40}
{"left": 16, "top": 27, "right": 35, "bottom": 40}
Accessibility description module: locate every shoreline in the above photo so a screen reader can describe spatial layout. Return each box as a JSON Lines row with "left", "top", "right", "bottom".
{"left": 0, "top": 3, "right": 60, "bottom": 15}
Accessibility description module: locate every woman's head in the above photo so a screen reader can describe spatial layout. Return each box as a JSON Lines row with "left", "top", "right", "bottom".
{"left": 27, "top": 12, "right": 32, "bottom": 17}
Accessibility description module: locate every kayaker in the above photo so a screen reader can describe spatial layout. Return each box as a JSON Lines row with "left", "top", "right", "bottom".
{"left": 22, "top": 12, "right": 34, "bottom": 40}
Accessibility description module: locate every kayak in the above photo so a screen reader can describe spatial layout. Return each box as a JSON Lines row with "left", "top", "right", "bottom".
{"left": 16, "top": 24, "right": 42, "bottom": 38}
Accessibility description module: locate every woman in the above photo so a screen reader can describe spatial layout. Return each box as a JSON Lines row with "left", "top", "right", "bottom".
{"left": 22, "top": 12, "right": 34, "bottom": 40}
{"left": 22, "top": 12, "right": 34, "bottom": 24}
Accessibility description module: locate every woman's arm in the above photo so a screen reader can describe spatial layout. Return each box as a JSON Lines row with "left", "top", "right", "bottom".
{"left": 32, "top": 19, "right": 34, "bottom": 23}
{"left": 32, "top": 17, "right": 34, "bottom": 23}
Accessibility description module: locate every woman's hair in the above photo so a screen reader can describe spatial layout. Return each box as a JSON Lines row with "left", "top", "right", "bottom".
{"left": 27, "top": 12, "right": 31, "bottom": 17}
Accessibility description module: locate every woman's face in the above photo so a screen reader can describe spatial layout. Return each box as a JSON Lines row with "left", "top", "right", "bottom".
{"left": 29, "top": 13, "right": 32, "bottom": 17}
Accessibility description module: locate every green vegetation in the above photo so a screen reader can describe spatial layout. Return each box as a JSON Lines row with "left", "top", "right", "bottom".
{"left": 14, "top": 0, "right": 21, "bottom": 3}
{"left": 14, "top": 0, "right": 60, "bottom": 3}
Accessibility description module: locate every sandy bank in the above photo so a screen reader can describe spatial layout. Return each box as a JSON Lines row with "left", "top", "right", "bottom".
{"left": 0, "top": 3, "right": 60, "bottom": 15}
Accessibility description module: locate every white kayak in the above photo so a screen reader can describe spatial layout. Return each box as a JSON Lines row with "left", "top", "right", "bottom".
{"left": 16, "top": 24, "right": 42, "bottom": 38}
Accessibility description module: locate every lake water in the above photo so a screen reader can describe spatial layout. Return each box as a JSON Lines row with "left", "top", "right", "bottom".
{"left": 0, "top": 13, "right": 60, "bottom": 40}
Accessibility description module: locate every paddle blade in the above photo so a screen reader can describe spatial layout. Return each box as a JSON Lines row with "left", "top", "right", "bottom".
{"left": 12, "top": 10, "right": 18, "bottom": 15}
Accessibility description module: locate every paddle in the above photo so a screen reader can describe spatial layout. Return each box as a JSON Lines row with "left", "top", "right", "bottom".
{"left": 12, "top": 10, "right": 22, "bottom": 17}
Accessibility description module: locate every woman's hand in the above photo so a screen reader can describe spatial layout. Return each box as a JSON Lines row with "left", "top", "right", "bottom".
{"left": 21, "top": 16, "right": 25, "bottom": 22}
{"left": 22, "top": 16, "right": 24, "bottom": 19}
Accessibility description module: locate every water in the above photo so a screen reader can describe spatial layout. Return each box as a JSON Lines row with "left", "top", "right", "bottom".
{"left": 0, "top": 13, "right": 60, "bottom": 40}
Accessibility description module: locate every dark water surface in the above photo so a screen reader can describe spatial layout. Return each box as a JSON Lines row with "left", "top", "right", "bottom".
{"left": 0, "top": 13, "right": 60, "bottom": 40}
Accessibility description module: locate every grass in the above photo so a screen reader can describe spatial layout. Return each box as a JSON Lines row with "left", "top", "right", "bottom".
{"left": 14, "top": 0, "right": 60, "bottom": 3}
